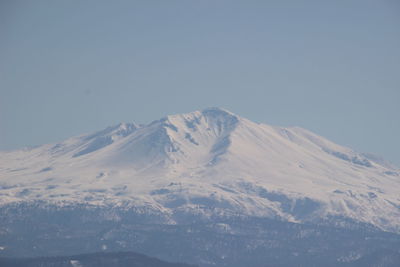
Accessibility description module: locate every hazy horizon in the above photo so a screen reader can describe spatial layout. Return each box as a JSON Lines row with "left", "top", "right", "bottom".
{"left": 1, "top": 0, "right": 399, "bottom": 165}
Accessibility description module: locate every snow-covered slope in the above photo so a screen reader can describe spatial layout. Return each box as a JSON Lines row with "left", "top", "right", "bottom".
{"left": 0, "top": 108, "right": 399, "bottom": 231}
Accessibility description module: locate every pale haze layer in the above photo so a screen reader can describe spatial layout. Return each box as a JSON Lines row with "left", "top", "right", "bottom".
{"left": 0, "top": 0, "right": 399, "bottom": 165}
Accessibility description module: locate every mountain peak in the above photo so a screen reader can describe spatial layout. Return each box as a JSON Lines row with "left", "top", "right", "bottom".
{"left": 163, "top": 107, "right": 238, "bottom": 121}
{"left": 155, "top": 107, "right": 240, "bottom": 135}
{"left": 1, "top": 108, "right": 400, "bottom": 233}
{"left": 200, "top": 107, "right": 237, "bottom": 117}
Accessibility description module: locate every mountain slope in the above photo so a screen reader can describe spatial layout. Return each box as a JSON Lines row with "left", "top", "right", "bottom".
{"left": 0, "top": 107, "right": 399, "bottom": 232}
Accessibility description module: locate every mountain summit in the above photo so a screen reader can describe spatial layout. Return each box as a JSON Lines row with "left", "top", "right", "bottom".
{"left": 0, "top": 107, "right": 399, "bottom": 232}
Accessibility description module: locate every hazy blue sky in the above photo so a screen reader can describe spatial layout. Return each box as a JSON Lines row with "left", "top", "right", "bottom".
{"left": 1, "top": 0, "right": 399, "bottom": 165}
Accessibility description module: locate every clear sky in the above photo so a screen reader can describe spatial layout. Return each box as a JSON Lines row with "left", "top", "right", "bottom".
{"left": 1, "top": 0, "right": 399, "bottom": 166}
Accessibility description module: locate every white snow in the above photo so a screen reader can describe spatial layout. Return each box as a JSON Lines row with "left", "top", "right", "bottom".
{"left": 0, "top": 107, "right": 399, "bottom": 232}
{"left": 70, "top": 260, "right": 83, "bottom": 267}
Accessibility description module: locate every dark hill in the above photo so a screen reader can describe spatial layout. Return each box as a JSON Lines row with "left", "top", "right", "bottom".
{"left": 0, "top": 251, "right": 197, "bottom": 267}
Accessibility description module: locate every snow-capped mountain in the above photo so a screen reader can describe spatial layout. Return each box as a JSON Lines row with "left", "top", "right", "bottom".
{"left": 1, "top": 107, "right": 399, "bottom": 232}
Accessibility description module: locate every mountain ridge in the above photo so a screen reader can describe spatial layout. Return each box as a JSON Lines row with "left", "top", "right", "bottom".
{"left": 0, "top": 107, "right": 399, "bottom": 232}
